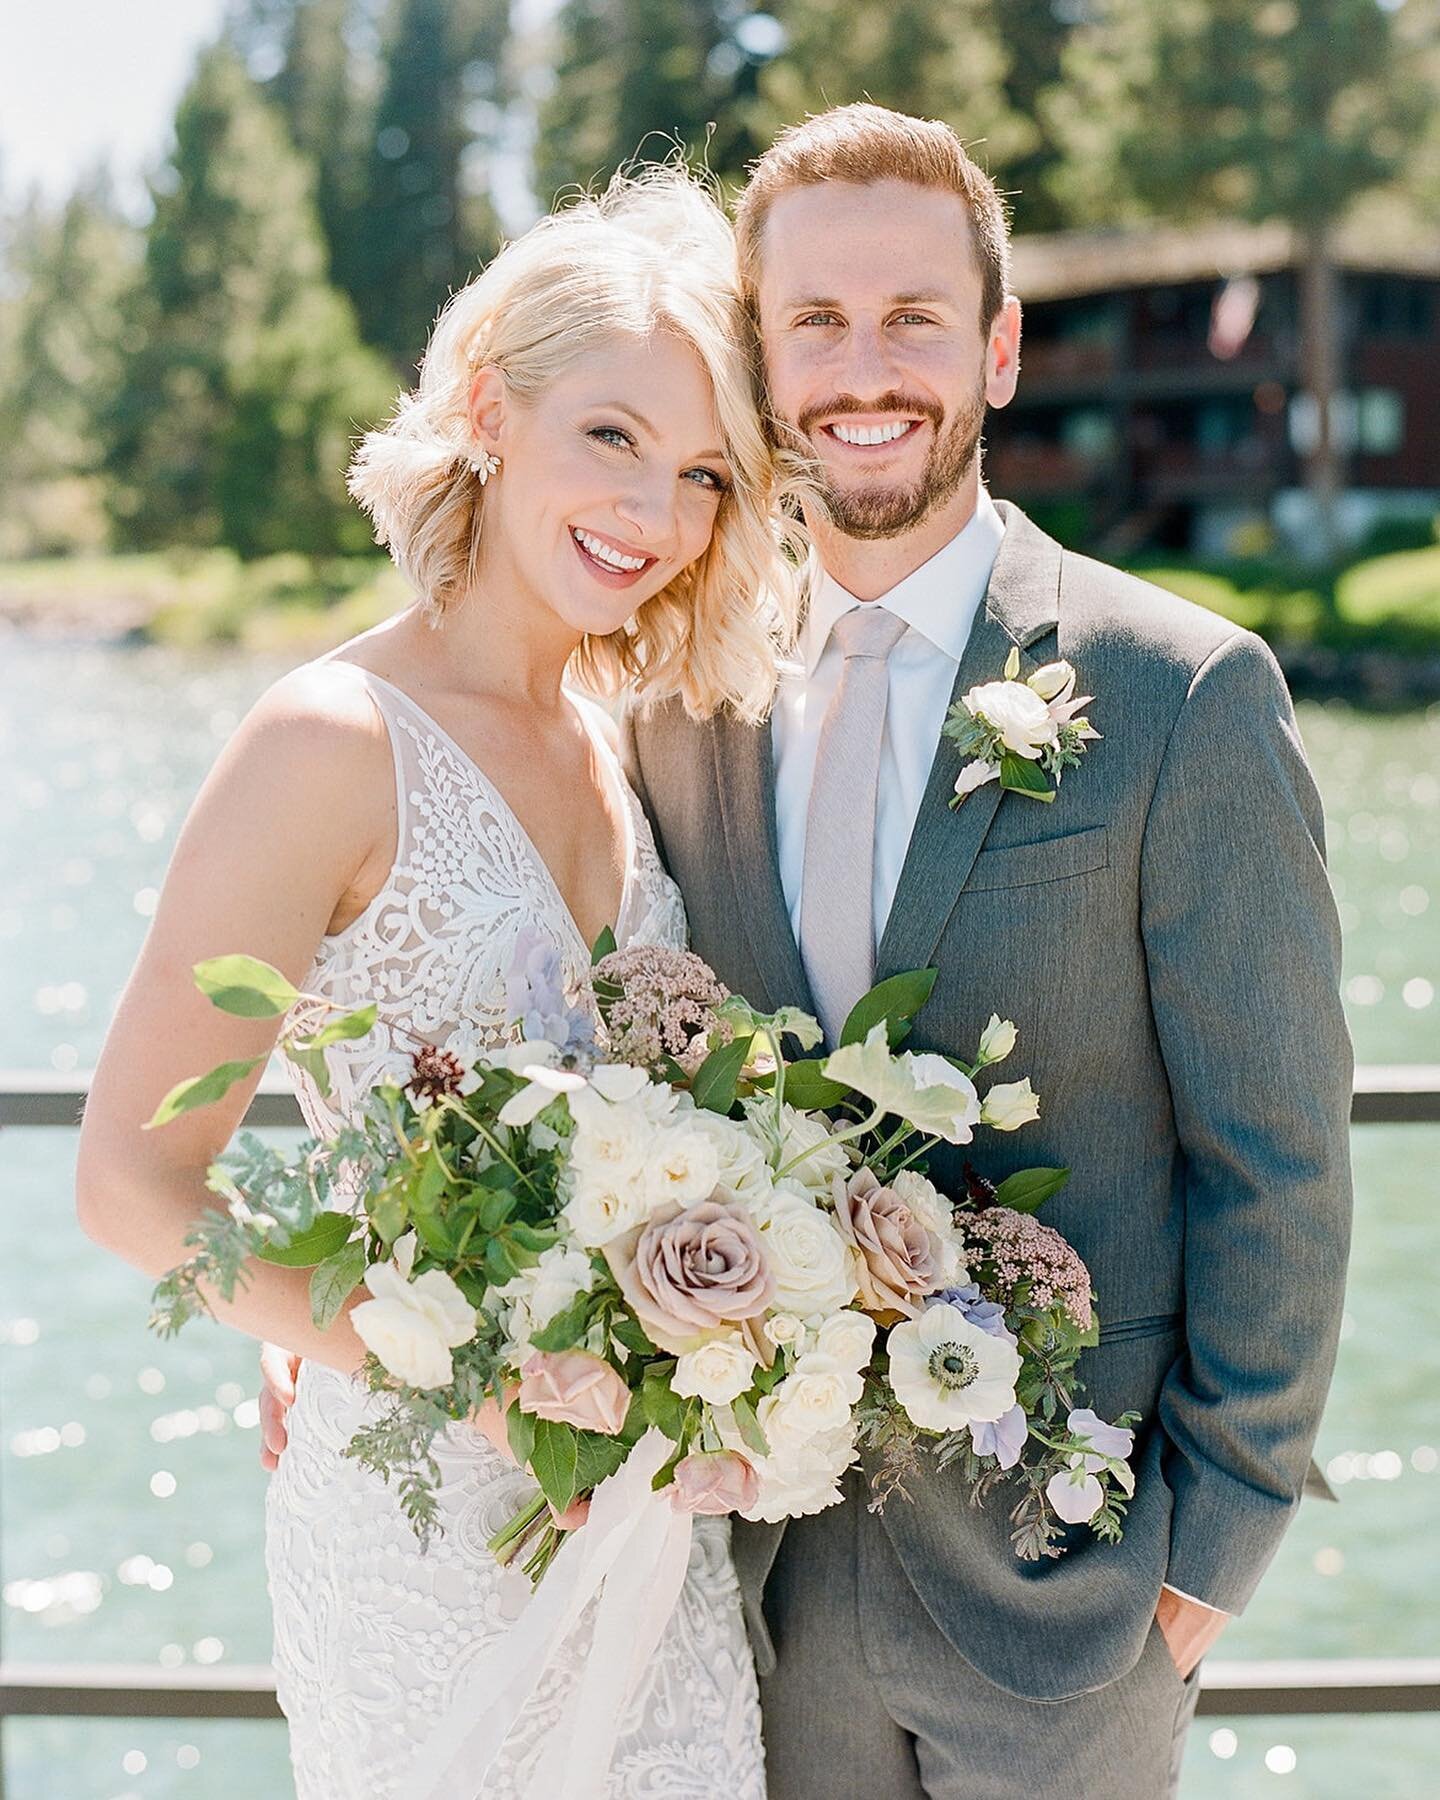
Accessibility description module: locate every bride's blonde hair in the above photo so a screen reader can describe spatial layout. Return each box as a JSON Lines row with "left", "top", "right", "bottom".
{"left": 346, "top": 167, "right": 807, "bottom": 720}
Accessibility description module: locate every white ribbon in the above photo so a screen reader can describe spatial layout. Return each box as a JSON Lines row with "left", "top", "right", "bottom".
{"left": 412, "top": 1427, "right": 693, "bottom": 1800}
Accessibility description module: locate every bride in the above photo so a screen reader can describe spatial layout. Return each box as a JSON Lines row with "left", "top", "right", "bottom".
{"left": 76, "top": 170, "right": 804, "bottom": 1798}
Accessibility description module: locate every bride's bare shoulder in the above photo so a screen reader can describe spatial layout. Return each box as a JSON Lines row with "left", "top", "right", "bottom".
{"left": 238, "top": 655, "right": 392, "bottom": 770}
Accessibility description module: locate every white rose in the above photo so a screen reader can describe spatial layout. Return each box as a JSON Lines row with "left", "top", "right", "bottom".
{"left": 766, "top": 1103, "right": 851, "bottom": 1197}
{"left": 979, "top": 1078, "right": 1041, "bottom": 1132}
{"left": 812, "top": 1309, "right": 877, "bottom": 1374}
{"left": 643, "top": 1122, "right": 722, "bottom": 1212}
{"left": 763, "top": 1312, "right": 807, "bottom": 1353}
{"left": 562, "top": 1168, "right": 651, "bottom": 1249}
{"left": 976, "top": 1014, "right": 1018, "bottom": 1067}
{"left": 740, "top": 1423, "right": 857, "bottom": 1523}
{"left": 1026, "top": 660, "right": 1077, "bottom": 703}
{"left": 684, "top": 1110, "right": 774, "bottom": 1205}
{"left": 887, "top": 1302, "right": 1021, "bottom": 1433}
{"left": 563, "top": 1093, "right": 657, "bottom": 1246}
{"left": 351, "top": 1260, "right": 476, "bottom": 1389}
{"left": 752, "top": 1188, "right": 859, "bottom": 1320}
{"left": 765, "top": 1353, "right": 863, "bottom": 1442}
{"left": 673, "top": 1332, "right": 759, "bottom": 1405}
{"left": 963, "top": 679, "right": 1058, "bottom": 759}
{"left": 494, "top": 1244, "right": 596, "bottom": 1361}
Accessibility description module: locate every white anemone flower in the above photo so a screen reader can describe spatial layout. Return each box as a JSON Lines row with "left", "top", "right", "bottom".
{"left": 886, "top": 1302, "right": 1021, "bottom": 1433}
{"left": 824, "top": 1025, "right": 981, "bottom": 1144}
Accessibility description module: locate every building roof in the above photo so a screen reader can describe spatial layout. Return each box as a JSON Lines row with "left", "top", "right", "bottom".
{"left": 1011, "top": 216, "right": 1440, "bottom": 303}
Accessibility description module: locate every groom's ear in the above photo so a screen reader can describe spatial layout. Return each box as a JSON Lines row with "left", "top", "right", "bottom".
{"left": 467, "top": 365, "right": 509, "bottom": 453}
{"left": 985, "top": 296, "right": 1022, "bottom": 411}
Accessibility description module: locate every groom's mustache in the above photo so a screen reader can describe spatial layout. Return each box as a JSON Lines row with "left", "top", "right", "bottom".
{"left": 794, "top": 392, "right": 944, "bottom": 440}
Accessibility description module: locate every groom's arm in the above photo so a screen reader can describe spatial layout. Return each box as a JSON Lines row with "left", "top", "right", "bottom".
{"left": 1140, "top": 628, "right": 1353, "bottom": 1616}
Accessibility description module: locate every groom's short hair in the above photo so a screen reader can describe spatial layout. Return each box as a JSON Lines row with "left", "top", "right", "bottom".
{"left": 735, "top": 103, "right": 1011, "bottom": 330}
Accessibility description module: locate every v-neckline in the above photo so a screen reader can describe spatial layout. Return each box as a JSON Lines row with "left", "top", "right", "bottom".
{"left": 362, "top": 670, "right": 636, "bottom": 959}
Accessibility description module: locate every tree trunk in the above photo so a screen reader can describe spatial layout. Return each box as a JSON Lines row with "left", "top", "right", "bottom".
{"left": 1298, "top": 225, "right": 1343, "bottom": 577}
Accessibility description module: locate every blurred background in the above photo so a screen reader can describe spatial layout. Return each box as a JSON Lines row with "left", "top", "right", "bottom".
{"left": 1, "top": 1, "right": 1437, "bottom": 1795}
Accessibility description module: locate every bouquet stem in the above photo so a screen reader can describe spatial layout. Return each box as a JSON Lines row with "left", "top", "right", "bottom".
{"left": 488, "top": 1491, "right": 549, "bottom": 1566}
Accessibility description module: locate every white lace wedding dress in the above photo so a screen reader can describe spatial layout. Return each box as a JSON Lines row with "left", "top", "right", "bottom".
{"left": 265, "top": 668, "right": 766, "bottom": 1800}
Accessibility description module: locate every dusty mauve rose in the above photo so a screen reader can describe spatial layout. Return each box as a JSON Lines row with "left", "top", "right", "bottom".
{"left": 517, "top": 1351, "right": 631, "bottom": 1435}
{"left": 671, "top": 1449, "right": 760, "bottom": 1515}
{"left": 831, "top": 1167, "right": 939, "bottom": 1321}
{"left": 605, "top": 1196, "right": 774, "bottom": 1354}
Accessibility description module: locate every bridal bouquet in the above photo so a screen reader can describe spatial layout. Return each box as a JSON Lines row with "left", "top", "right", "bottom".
{"left": 149, "top": 938, "right": 1135, "bottom": 1574}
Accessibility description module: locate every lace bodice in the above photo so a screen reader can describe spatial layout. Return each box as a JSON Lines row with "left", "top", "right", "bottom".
{"left": 265, "top": 665, "right": 764, "bottom": 1799}
{"left": 291, "top": 668, "right": 687, "bottom": 1138}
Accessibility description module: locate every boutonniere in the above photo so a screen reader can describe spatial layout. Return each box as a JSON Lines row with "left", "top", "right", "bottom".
{"left": 943, "top": 647, "right": 1100, "bottom": 807}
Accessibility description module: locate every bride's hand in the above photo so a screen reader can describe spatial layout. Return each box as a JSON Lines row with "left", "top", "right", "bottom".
{"left": 258, "top": 1342, "right": 301, "bottom": 1472}
{"left": 474, "top": 1389, "right": 591, "bottom": 1531}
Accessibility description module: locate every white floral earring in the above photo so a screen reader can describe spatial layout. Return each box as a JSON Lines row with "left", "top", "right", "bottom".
{"left": 469, "top": 448, "right": 501, "bottom": 484}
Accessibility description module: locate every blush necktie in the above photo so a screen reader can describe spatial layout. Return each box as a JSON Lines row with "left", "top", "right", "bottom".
{"left": 799, "top": 604, "right": 908, "bottom": 1045}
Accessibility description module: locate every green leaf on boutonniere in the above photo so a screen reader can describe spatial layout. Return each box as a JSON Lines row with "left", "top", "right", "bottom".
{"left": 309, "top": 1238, "right": 367, "bottom": 1329}
{"left": 992, "top": 1167, "right": 1070, "bottom": 1215}
{"left": 258, "top": 1210, "right": 357, "bottom": 1267}
{"left": 840, "top": 967, "right": 938, "bottom": 1049}
{"left": 998, "top": 754, "right": 1055, "bottom": 801}
{"left": 194, "top": 954, "right": 301, "bottom": 1018}
{"left": 145, "top": 1056, "right": 265, "bottom": 1129}
{"left": 689, "top": 1033, "right": 754, "bottom": 1114}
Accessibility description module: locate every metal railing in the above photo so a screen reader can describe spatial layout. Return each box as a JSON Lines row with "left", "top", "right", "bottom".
{"left": 1, "top": 1067, "right": 1437, "bottom": 1746}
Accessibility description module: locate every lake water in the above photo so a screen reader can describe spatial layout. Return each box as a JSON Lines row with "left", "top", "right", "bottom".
{"left": 1, "top": 634, "right": 1437, "bottom": 1798}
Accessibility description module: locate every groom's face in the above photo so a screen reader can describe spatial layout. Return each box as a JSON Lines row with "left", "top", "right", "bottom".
{"left": 753, "top": 179, "right": 1019, "bottom": 540}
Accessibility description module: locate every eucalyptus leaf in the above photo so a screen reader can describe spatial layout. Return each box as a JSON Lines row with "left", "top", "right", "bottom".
{"left": 145, "top": 1056, "right": 264, "bottom": 1129}
{"left": 258, "top": 1211, "right": 356, "bottom": 1268}
{"left": 840, "top": 967, "right": 938, "bottom": 1049}
{"left": 689, "top": 1034, "right": 753, "bottom": 1115}
{"left": 992, "top": 1167, "right": 1071, "bottom": 1215}
{"left": 193, "top": 954, "right": 301, "bottom": 1018}
{"left": 310, "top": 1239, "right": 368, "bottom": 1330}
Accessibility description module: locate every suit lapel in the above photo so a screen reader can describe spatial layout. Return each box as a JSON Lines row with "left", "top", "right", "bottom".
{"left": 875, "top": 503, "right": 1064, "bottom": 980}
{"left": 711, "top": 709, "right": 815, "bottom": 1017}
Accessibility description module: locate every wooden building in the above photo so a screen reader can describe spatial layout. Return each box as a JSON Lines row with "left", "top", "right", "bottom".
{"left": 986, "top": 219, "right": 1440, "bottom": 558}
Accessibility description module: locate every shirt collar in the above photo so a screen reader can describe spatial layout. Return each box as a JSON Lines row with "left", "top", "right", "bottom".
{"left": 799, "top": 487, "right": 1007, "bottom": 676}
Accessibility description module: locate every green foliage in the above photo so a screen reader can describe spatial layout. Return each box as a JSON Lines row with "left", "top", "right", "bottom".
{"left": 257, "top": 1209, "right": 357, "bottom": 1266}
{"left": 689, "top": 1033, "right": 754, "bottom": 1114}
{"left": 310, "top": 1238, "right": 368, "bottom": 1327}
{"left": 103, "top": 43, "right": 392, "bottom": 558}
{"left": 194, "top": 953, "right": 301, "bottom": 1017}
{"left": 146, "top": 1057, "right": 265, "bottom": 1129}
{"left": 840, "top": 968, "right": 938, "bottom": 1050}
{"left": 991, "top": 1167, "right": 1070, "bottom": 1215}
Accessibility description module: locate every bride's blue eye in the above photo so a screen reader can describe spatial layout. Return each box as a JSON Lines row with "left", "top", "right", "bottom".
{"left": 588, "top": 425, "right": 634, "bottom": 450}
{"left": 683, "top": 468, "right": 729, "bottom": 493}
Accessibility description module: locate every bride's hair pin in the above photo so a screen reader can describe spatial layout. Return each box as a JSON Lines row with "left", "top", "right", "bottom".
{"left": 469, "top": 449, "right": 501, "bottom": 485}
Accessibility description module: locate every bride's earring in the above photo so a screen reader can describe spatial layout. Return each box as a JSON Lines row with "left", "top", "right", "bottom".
{"left": 469, "top": 448, "right": 501, "bottom": 485}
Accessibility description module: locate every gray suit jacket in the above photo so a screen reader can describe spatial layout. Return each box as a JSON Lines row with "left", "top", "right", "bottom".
{"left": 624, "top": 503, "right": 1352, "bottom": 1701}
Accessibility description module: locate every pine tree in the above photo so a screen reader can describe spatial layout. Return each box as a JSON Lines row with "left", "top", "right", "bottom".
{"left": 750, "top": 0, "right": 1028, "bottom": 187}
{"left": 104, "top": 41, "right": 393, "bottom": 556}
{"left": 989, "top": 0, "right": 1077, "bottom": 233}
{"left": 0, "top": 176, "right": 137, "bottom": 556}
{"left": 268, "top": 0, "right": 365, "bottom": 280}
{"left": 534, "top": 0, "right": 767, "bottom": 205}
{"left": 1052, "top": 0, "right": 1432, "bottom": 560}
{"left": 346, "top": 0, "right": 508, "bottom": 367}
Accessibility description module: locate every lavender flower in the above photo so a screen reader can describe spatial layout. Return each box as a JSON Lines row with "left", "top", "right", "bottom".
{"left": 930, "top": 1283, "right": 1016, "bottom": 1344}
{"left": 505, "top": 928, "right": 595, "bottom": 1059}
{"left": 969, "top": 1403, "right": 1028, "bottom": 1470}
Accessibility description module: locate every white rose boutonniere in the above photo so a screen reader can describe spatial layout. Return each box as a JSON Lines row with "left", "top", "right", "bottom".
{"left": 944, "top": 647, "right": 1099, "bottom": 807}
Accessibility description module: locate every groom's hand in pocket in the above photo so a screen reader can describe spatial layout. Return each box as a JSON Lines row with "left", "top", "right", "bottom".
{"left": 1156, "top": 1587, "right": 1230, "bottom": 1678}
{"left": 258, "top": 1343, "right": 301, "bottom": 1471}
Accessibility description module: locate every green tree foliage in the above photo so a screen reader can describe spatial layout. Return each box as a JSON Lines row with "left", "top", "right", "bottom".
{"left": 266, "top": 0, "right": 366, "bottom": 281}
{"left": 534, "top": 0, "right": 774, "bottom": 202}
{"left": 750, "top": 0, "right": 1028, "bottom": 193}
{"left": 104, "top": 42, "right": 393, "bottom": 557}
{"left": 347, "top": 0, "right": 509, "bottom": 367}
{"left": 0, "top": 175, "right": 137, "bottom": 556}
{"left": 989, "top": 0, "right": 1077, "bottom": 233}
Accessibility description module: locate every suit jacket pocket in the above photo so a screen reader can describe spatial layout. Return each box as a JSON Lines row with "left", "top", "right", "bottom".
{"left": 962, "top": 825, "right": 1109, "bottom": 895}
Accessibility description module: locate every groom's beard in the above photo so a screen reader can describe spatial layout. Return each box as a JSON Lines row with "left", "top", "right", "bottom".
{"left": 791, "top": 381, "right": 987, "bottom": 541}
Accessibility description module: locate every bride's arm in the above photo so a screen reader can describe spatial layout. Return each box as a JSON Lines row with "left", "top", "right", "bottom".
{"left": 76, "top": 663, "right": 394, "bottom": 1374}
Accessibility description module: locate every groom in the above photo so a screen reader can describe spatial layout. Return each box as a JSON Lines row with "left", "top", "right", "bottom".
{"left": 623, "top": 104, "right": 1352, "bottom": 1796}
